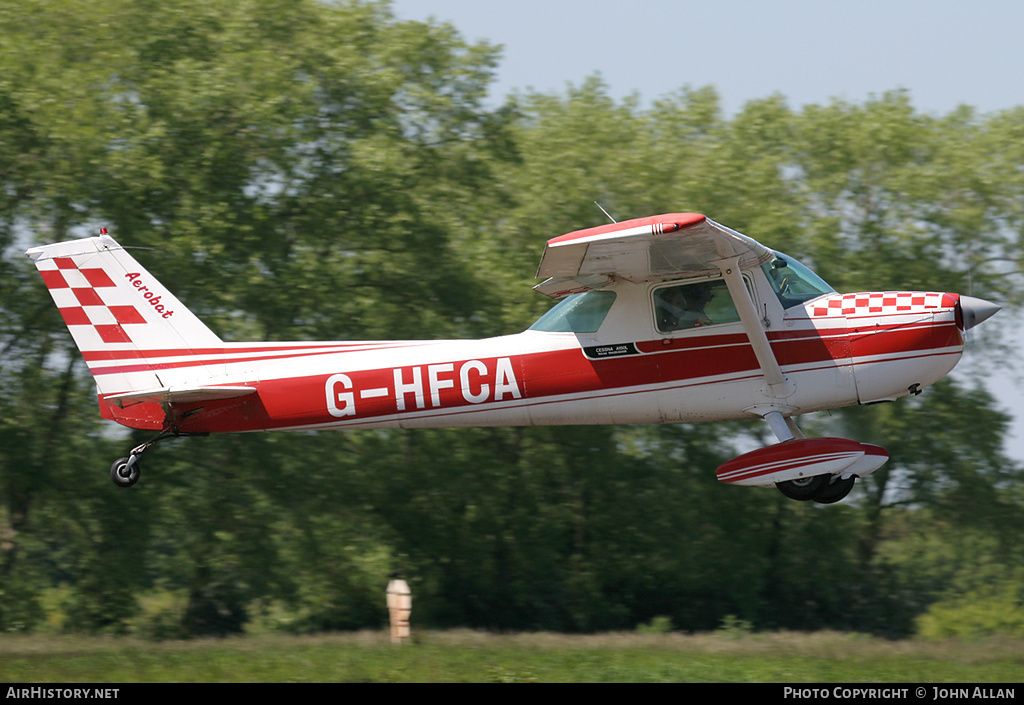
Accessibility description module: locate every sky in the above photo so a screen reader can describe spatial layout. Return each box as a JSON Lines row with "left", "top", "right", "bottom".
{"left": 392, "top": 0, "right": 1024, "bottom": 460}
{"left": 391, "top": 0, "right": 1024, "bottom": 117}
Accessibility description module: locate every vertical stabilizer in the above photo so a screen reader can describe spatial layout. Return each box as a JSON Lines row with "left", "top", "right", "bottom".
{"left": 26, "top": 235, "right": 223, "bottom": 397}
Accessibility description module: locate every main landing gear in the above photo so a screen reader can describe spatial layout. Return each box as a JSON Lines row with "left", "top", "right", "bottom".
{"left": 752, "top": 411, "right": 874, "bottom": 505}
{"left": 777, "top": 474, "right": 857, "bottom": 504}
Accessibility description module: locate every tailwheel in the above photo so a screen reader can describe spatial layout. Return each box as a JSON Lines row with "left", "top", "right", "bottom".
{"left": 811, "top": 474, "right": 856, "bottom": 504}
{"left": 776, "top": 474, "right": 827, "bottom": 501}
{"left": 109, "top": 427, "right": 181, "bottom": 488}
{"left": 110, "top": 456, "right": 140, "bottom": 488}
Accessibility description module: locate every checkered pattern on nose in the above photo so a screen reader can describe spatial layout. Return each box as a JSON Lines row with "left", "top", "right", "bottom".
{"left": 37, "top": 256, "right": 146, "bottom": 346}
{"left": 812, "top": 292, "right": 946, "bottom": 318}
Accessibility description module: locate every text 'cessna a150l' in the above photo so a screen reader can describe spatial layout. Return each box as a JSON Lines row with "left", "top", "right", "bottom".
{"left": 28, "top": 213, "right": 1000, "bottom": 504}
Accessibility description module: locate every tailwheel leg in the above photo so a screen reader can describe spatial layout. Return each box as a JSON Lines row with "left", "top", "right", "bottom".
{"left": 109, "top": 429, "right": 175, "bottom": 488}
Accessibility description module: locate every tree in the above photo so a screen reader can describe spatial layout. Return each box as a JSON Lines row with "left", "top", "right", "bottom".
{"left": 0, "top": 0, "right": 513, "bottom": 634}
{"left": 2, "top": 1, "right": 1023, "bottom": 637}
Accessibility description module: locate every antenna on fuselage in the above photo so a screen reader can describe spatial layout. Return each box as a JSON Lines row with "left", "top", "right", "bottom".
{"left": 594, "top": 201, "right": 617, "bottom": 223}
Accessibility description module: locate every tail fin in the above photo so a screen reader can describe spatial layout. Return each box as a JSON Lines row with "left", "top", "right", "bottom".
{"left": 26, "top": 234, "right": 224, "bottom": 401}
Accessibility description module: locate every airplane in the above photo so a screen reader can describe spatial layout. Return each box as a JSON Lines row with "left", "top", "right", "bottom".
{"left": 26, "top": 212, "right": 1000, "bottom": 503}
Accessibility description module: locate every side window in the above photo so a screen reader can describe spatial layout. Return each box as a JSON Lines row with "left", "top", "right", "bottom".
{"left": 529, "top": 291, "right": 617, "bottom": 333}
{"left": 653, "top": 280, "right": 740, "bottom": 333}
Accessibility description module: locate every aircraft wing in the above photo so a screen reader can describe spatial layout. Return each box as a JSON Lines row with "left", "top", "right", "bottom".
{"left": 535, "top": 213, "right": 774, "bottom": 297}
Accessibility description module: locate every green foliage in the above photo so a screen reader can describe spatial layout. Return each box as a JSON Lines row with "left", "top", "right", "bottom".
{"left": 716, "top": 615, "right": 754, "bottom": 638}
{"left": 0, "top": 0, "right": 1023, "bottom": 639}
{"left": 636, "top": 615, "right": 673, "bottom": 634}
{"left": 916, "top": 586, "right": 1024, "bottom": 640}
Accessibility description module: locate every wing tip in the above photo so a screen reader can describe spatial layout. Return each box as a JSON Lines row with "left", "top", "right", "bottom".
{"left": 547, "top": 212, "right": 707, "bottom": 246}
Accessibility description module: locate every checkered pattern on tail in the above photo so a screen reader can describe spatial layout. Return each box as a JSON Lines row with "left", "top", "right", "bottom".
{"left": 26, "top": 234, "right": 223, "bottom": 395}
{"left": 37, "top": 255, "right": 151, "bottom": 346}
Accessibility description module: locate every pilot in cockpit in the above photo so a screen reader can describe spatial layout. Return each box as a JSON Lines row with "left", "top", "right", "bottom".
{"left": 656, "top": 281, "right": 714, "bottom": 331}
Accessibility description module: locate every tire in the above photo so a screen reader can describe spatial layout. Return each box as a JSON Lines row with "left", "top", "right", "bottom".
{"left": 776, "top": 474, "right": 827, "bottom": 501}
{"left": 110, "top": 456, "right": 140, "bottom": 488}
{"left": 812, "top": 475, "right": 856, "bottom": 504}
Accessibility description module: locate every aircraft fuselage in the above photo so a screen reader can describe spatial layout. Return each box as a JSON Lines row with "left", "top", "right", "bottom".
{"left": 97, "top": 282, "right": 966, "bottom": 436}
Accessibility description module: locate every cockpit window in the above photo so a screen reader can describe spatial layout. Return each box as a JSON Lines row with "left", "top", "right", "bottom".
{"left": 761, "top": 252, "right": 834, "bottom": 309}
{"left": 529, "top": 291, "right": 617, "bottom": 333}
{"left": 653, "top": 279, "right": 740, "bottom": 333}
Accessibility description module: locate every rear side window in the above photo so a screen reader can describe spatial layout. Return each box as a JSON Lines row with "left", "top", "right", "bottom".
{"left": 529, "top": 291, "right": 617, "bottom": 333}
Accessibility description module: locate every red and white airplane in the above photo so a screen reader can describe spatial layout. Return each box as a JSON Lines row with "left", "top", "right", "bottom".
{"left": 27, "top": 213, "right": 999, "bottom": 503}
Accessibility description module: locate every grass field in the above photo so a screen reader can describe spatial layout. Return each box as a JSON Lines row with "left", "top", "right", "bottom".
{"left": 0, "top": 630, "right": 1021, "bottom": 683}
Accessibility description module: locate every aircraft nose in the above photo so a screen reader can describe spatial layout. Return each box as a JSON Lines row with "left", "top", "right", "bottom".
{"left": 958, "top": 295, "right": 1001, "bottom": 331}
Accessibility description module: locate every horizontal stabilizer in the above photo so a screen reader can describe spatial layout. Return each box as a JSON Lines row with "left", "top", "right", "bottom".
{"left": 105, "top": 385, "right": 257, "bottom": 407}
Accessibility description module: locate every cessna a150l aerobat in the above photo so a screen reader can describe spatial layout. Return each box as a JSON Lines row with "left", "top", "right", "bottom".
{"left": 28, "top": 213, "right": 1000, "bottom": 503}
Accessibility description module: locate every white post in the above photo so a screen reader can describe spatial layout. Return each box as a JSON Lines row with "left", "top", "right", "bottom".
{"left": 386, "top": 575, "right": 412, "bottom": 645}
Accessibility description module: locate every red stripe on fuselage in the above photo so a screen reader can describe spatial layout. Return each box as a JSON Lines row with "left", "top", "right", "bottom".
{"left": 98, "top": 317, "right": 963, "bottom": 433}
{"left": 848, "top": 319, "right": 963, "bottom": 359}
{"left": 82, "top": 341, "right": 438, "bottom": 376}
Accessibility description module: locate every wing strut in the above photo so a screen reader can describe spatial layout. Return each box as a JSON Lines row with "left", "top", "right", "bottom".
{"left": 716, "top": 256, "right": 796, "bottom": 438}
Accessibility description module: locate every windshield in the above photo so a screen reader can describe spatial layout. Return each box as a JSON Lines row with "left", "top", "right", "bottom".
{"left": 761, "top": 253, "right": 834, "bottom": 309}
{"left": 529, "top": 291, "right": 617, "bottom": 333}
